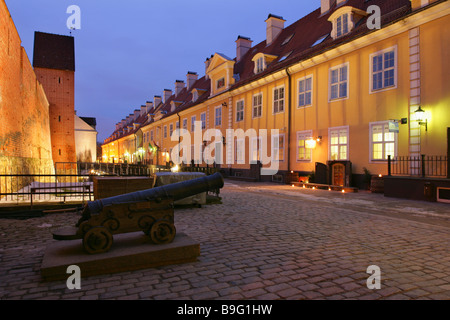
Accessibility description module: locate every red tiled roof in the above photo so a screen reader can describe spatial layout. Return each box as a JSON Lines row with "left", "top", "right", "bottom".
{"left": 104, "top": 0, "right": 420, "bottom": 144}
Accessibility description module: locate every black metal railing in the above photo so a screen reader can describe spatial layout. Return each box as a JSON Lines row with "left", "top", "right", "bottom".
{"left": 388, "top": 155, "right": 448, "bottom": 178}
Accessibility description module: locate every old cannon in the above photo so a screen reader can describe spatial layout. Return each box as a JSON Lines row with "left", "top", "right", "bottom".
{"left": 52, "top": 172, "right": 224, "bottom": 254}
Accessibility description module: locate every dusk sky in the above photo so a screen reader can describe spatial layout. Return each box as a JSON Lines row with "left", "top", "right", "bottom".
{"left": 6, "top": 0, "right": 318, "bottom": 142}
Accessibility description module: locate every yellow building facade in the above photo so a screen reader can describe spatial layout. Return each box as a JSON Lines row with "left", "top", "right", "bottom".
{"left": 102, "top": 0, "right": 450, "bottom": 189}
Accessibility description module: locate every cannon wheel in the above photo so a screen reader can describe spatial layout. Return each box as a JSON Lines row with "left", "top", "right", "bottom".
{"left": 83, "top": 226, "right": 113, "bottom": 254}
{"left": 149, "top": 220, "right": 176, "bottom": 245}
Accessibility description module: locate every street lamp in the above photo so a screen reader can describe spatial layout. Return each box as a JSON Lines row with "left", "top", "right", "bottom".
{"left": 414, "top": 106, "right": 428, "bottom": 131}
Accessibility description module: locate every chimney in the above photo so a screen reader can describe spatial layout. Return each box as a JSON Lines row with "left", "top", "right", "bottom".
{"left": 236, "top": 36, "right": 253, "bottom": 62}
{"left": 186, "top": 71, "right": 198, "bottom": 90}
{"left": 146, "top": 101, "right": 154, "bottom": 112}
{"left": 163, "top": 89, "right": 172, "bottom": 103}
{"left": 321, "top": 0, "right": 336, "bottom": 15}
{"left": 154, "top": 95, "right": 162, "bottom": 107}
{"left": 175, "top": 80, "right": 185, "bottom": 96}
{"left": 115, "top": 123, "right": 120, "bottom": 131}
{"left": 140, "top": 105, "right": 147, "bottom": 116}
{"left": 410, "top": 0, "right": 431, "bottom": 10}
{"left": 134, "top": 109, "right": 140, "bottom": 120}
{"left": 265, "top": 14, "right": 285, "bottom": 46}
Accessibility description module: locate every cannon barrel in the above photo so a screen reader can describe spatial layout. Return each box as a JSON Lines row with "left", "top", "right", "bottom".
{"left": 86, "top": 172, "right": 224, "bottom": 214}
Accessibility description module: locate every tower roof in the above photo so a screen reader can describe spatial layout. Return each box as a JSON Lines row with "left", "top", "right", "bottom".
{"left": 33, "top": 32, "right": 75, "bottom": 71}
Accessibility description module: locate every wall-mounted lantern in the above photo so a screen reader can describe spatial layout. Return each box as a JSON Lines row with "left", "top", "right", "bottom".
{"left": 414, "top": 106, "right": 428, "bottom": 131}
{"left": 305, "top": 136, "right": 322, "bottom": 149}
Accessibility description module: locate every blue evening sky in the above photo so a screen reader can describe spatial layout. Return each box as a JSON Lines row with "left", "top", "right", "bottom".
{"left": 5, "top": 0, "right": 318, "bottom": 142}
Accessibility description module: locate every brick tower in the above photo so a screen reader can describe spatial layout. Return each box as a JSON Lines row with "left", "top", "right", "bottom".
{"left": 33, "top": 31, "right": 76, "bottom": 165}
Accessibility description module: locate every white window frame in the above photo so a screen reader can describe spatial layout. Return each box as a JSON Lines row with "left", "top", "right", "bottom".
{"left": 296, "top": 130, "right": 313, "bottom": 162}
{"left": 191, "top": 115, "right": 196, "bottom": 132}
{"left": 370, "top": 46, "right": 398, "bottom": 94}
{"left": 150, "top": 130, "right": 154, "bottom": 142}
{"left": 272, "top": 134, "right": 285, "bottom": 162}
{"left": 297, "top": 75, "right": 313, "bottom": 108}
{"left": 252, "top": 93, "right": 263, "bottom": 119}
{"left": 250, "top": 137, "right": 262, "bottom": 164}
{"left": 256, "top": 57, "right": 265, "bottom": 73}
{"left": 169, "top": 124, "right": 174, "bottom": 137}
{"left": 236, "top": 100, "right": 245, "bottom": 123}
{"left": 329, "top": 62, "right": 349, "bottom": 102}
{"left": 328, "top": 126, "right": 349, "bottom": 161}
{"left": 215, "top": 141, "right": 223, "bottom": 164}
{"left": 215, "top": 106, "right": 222, "bottom": 126}
{"left": 273, "top": 86, "right": 285, "bottom": 114}
{"left": 200, "top": 112, "right": 206, "bottom": 129}
{"left": 182, "top": 118, "right": 188, "bottom": 130}
{"left": 336, "top": 13, "right": 349, "bottom": 38}
{"left": 235, "top": 138, "right": 245, "bottom": 164}
{"left": 369, "top": 121, "right": 398, "bottom": 163}
{"left": 163, "top": 125, "right": 167, "bottom": 139}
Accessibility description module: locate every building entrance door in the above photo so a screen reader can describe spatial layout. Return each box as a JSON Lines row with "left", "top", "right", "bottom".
{"left": 332, "top": 163, "right": 345, "bottom": 186}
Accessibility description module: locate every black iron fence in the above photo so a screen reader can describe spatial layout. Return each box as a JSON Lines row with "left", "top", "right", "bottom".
{"left": 388, "top": 155, "right": 448, "bottom": 178}
{"left": 0, "top": 162, "right": 220, "bottom": 206}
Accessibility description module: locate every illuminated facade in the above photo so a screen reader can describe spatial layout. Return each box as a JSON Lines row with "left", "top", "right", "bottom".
{"left": 102, "top": 0, "right": 450, "bottom": 188}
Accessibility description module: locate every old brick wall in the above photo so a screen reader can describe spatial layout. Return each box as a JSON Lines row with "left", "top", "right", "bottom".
{"left": 34, "top": 67, "right": 77, "bottom": 164}
{"left": 0, "top": 0, "right": 54, "bottom": 194}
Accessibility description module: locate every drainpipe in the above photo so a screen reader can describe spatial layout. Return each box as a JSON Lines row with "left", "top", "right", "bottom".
{"left": 286, "top": 67, "right": 292, "bottom": 174}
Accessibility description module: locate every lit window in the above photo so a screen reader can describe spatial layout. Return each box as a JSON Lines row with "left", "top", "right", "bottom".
{"left": 273, "top": 87, "right": 285, "bottom": 114}
{"left": 253, "top": 94, "right": 263, "bottom": 118}
{"left": 272, "top": 135, "right": 285, "bottom": 162}
{"left": 329, "top": 127, "right": 349, "bottom": 161}
{"left": 330, "top": 63, "right": 348, "bottom": 100}
{"left": 297, "top": 131, "right": 312, "bottom": 162}
{"left": 298, "top": 76, "right": 313, "bottom": 107}
{"left": 236, "top": 100, "right": 244, "bottom": 122}
{"left": 370, "top": 122, "right": 397, "bottom": 161}
{"left": 371, "top": 48, "right": 396, "bottom": 91}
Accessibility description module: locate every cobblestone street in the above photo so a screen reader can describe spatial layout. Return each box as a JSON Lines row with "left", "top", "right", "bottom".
{"left": 0, "top": 179, "right": 449, "bottom": 300}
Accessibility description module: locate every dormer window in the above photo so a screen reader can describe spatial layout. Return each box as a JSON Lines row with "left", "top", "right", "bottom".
{"left": 252, "top": 53, "right": 278, "bottom": 74}
{"left": 328, "top": 6, "right": 367, "bottom": 40}
{"left": 256, "top": 57, "right": 265, "bottom": 73}
{"left": 336, "top": 14, "right": 349, "bottom": 37}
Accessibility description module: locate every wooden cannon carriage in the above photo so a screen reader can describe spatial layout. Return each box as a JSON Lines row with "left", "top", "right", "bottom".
{"left": 52, "top": 172, "right": 224, "bottom": 254}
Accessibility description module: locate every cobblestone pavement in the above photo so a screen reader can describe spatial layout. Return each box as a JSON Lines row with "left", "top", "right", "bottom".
{"left": 0, "top": 179, "right": 449, "bottom": 300}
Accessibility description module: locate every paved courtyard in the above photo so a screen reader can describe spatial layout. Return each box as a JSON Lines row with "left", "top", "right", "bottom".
{"left": 0, "top": 179, "right": 449, "bottom": 300}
